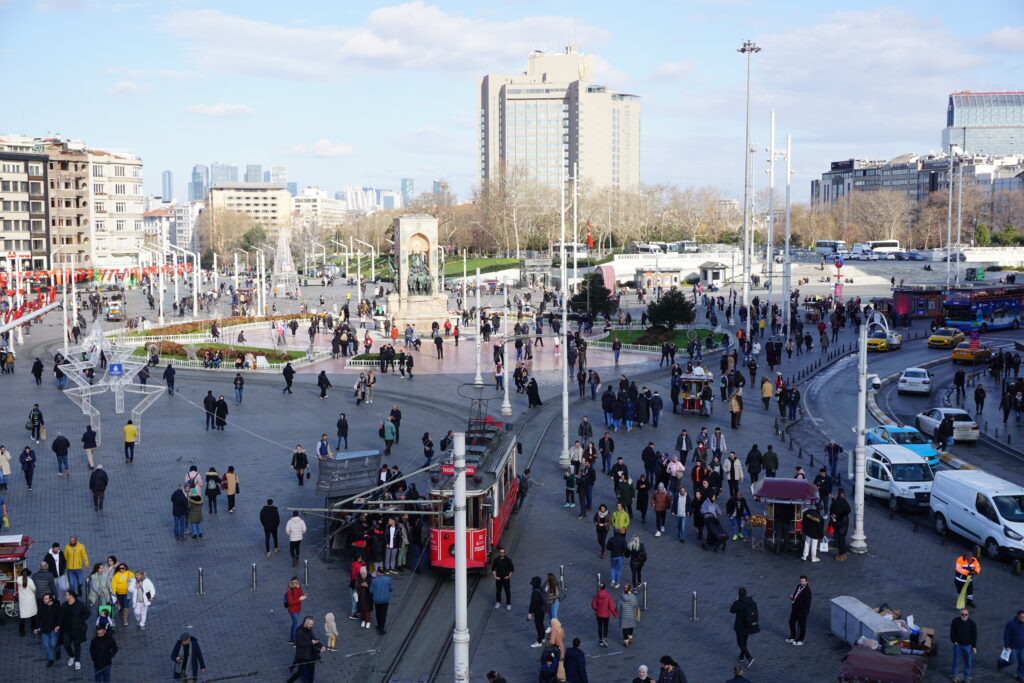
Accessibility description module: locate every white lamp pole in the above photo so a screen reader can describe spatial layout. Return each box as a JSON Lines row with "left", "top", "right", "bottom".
{"left": 62, "top": 266, "right": 69, "bottom": 357}
{"left": 172, "top": 249, "right": 179, "bottom": 306}
{"left": 766, "top": 109, "right": 776, "bottom": 312}
{"left": 572, "top": 162, "right": 579, "bottom": 288}
{"left": 559, "top": 168, "right": 570, "bottom": 469}
{"left": 956, "top": 159, "right": 964, "bottom": 284}
{"left": 849, "top": 321, "right": 869, "bottom": 554}
{"left": 355, "top": 238, "right": 375, "bottom": 282}
{"left": 946, "top": 147, "right": 955, "bottom": 289}
{"left": 739, "top": 40, "right": 761, "bottom": 341}
{"left": 356, "top": 251, "right": 362, "bottom": 301}
{"left": 501, "top": 286, "right": 512, "bottom": 416}
{"left": 233, "top": 251, "right": 239, "bottom": 291}
{"left": 783, "top": 134, "right": 793, "bottom": 343}
{"left": 462, "top": 249, "right": 467, "bottom": 309}
{"left": 474, "top": 267, "right": 483, "bottom": 386}
{"left": 451, "top": 432, "right": 470, "bottom": 683}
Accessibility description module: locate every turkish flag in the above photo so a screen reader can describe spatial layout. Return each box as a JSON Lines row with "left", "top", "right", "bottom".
{"left": 586, "top": 221, "right": 594, "bottom": 249}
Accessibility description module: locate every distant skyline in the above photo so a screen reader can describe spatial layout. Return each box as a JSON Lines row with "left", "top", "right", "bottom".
{"left": 3, "top": 0, "right": 1020, "bottom": 203}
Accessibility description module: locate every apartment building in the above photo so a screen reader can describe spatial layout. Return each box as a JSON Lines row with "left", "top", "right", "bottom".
{"left": 207, "top": 181, "right": 292, "bottom": 235}
{"left": 88, "top": 148, "right": 146, "bottom": 267}
{"left": 0, "top": 135, "right": 50, "bottom": 271}
{"left": 294, "top": 187, "right": 346, "bottom": 230}
{"left": 173, "top": 200, "right": 204, "bottom": 250}
{"left": 43, "top": 138, "right": 91, "bottom": 268}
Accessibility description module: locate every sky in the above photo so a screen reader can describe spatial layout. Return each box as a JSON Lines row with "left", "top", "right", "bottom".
{"left": 1, "top": 0, "right": 1021, "bottom": 204}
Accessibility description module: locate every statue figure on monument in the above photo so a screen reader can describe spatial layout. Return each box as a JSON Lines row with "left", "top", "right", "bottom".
{"left": 408, "top": 252, "right": 432, "bottom": 295}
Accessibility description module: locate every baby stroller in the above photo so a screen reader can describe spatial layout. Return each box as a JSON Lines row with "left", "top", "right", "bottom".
{"left": 702, "top": 513, "right": 728, "bottom": 552}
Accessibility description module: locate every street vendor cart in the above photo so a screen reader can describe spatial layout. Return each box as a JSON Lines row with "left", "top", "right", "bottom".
{"left": 0, "top": 534, "right": 34, "bottom": 617}
{"left": 750, "top": 478, "right": 819, "bottom": 553}
{"left": 677, "top": 366, "right": 714, "bottom": 414}
{"left": 804, "top": 299, "right": 830, "bottom": 324}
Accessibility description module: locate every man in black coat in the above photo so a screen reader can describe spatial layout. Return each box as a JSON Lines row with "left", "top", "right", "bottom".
{"left": 34, "top": 592, "right": 62, "bottom": 666}
{"left": 729, "top": 586, "right": 758, "bottom": 668}
{"left": 171, "top": 486, "right": 189, "bottom": 541}
{"left": 389, "top": 405, "right": 402, "bottom": 444}
{"left": 89, "top": 465, "right": 108, "bottom": 511}
{"left": 787, "top": 575, "right": 812, "bottom": 645}
{"left": 202, "top": 391, "right": 216, "bottom": 430}
{"left": 171, "top": 632, "right": 205, "bottom": 680}
{"left": 260, "top": 499, "right": 281, "bottom": 556}
{"left": 82, "top": 425, "right": 98, "bottom": 470}
{"left": 52, "top": 433, "right": 72, "bottom": 476}
{"left": 287, "top": 617, "right": 324, "bottom": 683}
{"left": 830, "top": 488, "right": 852, "bottom": 562}
{"left": 213, "top": 396, "right": 229, "bottom": 430}
{"left": 89, "top": 624, "right": 119, "bottom": 681}
{"left": 282, "top": 362, "right": 295, "bottom": 394}
{"left": 162, "top": 363, "right": 176, "bottom": 395}
{"left": 60, "top": 590, "right": 90, "bottom": 670}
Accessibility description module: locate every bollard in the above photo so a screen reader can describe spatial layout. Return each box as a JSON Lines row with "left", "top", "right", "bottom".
{"left": 641, "top": 582, "right": 648, "bottom": 611}
{"left": 560, "top": 565, "right": 565, "bottom": 592}
{"left": 1013, "top": 559, "right": 1023, "bottom": 577}
{"left": 691, "top": 591, "right": 698, "bottom": 621}
{"left": 197, "top": 567, "right": 205, "bottom": 596}
{"left": 798, "top": 447, "right": 803, "bottom": 460}
{"left": 596, "top": 572, "right": 602, "bottom": 591}
{"left": 1010, "top": 434, "right": 1014, "bottom": 446}
{"left": 304, "top": 559, "right": 310, "bottom": 586}
{"left": 251, "top": 563, "right": 257, "bottom": 591}
{"left": 809, "top": 452, "right": 815, "bottom": 467}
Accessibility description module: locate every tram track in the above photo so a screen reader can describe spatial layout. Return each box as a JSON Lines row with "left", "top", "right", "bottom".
{"left": 376, "top": 401, "right": 561, "bottom": 683}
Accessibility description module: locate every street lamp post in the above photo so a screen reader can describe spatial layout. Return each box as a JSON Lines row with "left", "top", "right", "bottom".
{"left": 946, "top": 146, "right": 956, "bottom": 289}
{"left": 254, "top": 248, "right": 265, "bottom": 315}
{"left": 783, "top": 135, "right": 793, "bottom": 342}
{"left": 738, "top": 39, "right": 761, "bottom": 341}
{"left": 169, "top": 244, "right": 198, "bottom": 318}
{"left": 559, "top": 167, "right": 570, "bottom": 469}
{"left": 766, "top": 109, "right": 776, "bottom": 312}
{"left": 474, "top": 267, "right": 483, "bottom": 386}
{"left": 849, "top": 322, "right": 869, "bottom": 554}
{"left": 501, "top": 287, "right": 512, "bottom": 416}
{"left": 451, "top": 432, "right": 471, "bottom": 683}
{"left": 956, "top": 158, "right": 964, "bottom": 285}
{"left": 140, "top": 246, "right": 165, "bottom": 325}
{"left": 572, "top": 162, "right": 579, "bottom": 288}
{"left": 354, "top": 238, "right": 375, "bottom": 282}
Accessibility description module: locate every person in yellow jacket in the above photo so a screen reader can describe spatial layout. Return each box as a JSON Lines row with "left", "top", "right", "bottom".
{"left": 123, "top": 420, "right": 138, "bottom": 464}
{"left": 111, "top": 562, "right": 133, "bottom": 626}
{"left": 63, "top": 536, "right": 89, "bottom": 597}
{"left": 611, "top": 502, "right": 631, "bottom": 531}
{"left": 954, "top": 554, "right": 981, "bottom": 608}
{"left": 760, "top": 377, "right": 773, "bottom": 411}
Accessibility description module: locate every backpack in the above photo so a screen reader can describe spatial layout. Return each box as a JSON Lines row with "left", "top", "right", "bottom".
{"left": 378, "top": 424, "right": 385, "bottom": 438}
{"left": 742, "top": 600, "right": 760, "bottom": 633}
{"left": 282, "top": 592, "right": 289, "bottom": 609}
{"left": 206, "top": 478, "right": 218, "bottom": 491}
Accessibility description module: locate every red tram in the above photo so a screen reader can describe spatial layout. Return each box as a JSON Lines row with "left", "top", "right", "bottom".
{"left": 427, "top": 418, "right": 519, "bottom": 570}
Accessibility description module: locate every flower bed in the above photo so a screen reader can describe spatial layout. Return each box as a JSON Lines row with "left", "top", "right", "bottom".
{"left": 132, "top": 341, "right": 305, "bottom": 362}
{"left": 126, "top": 314, "right": 298, "bottom": 337}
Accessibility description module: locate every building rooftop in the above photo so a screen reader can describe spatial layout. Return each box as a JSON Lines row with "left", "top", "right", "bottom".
{"left": 210, "top": 182, "right": 287, "bottom": 190}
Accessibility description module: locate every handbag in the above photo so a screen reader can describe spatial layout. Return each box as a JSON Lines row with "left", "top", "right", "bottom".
{"left": 635, "top": 606, "right": 642, "bottom": 622}
{"left": 556, "top": 660, "right": 566, "bottom": 681}
{"left": 819, "top": 538, "right": 830, "bottom": 552}
{"left": 25, "top": 421, "right": 32, "bottom": 431}
{"left": 40, "top": 426, "right": 47, "bottom": 441}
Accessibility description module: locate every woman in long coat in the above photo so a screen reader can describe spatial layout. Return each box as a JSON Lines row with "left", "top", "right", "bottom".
{"left": 526, "top": 378, "right": 543, "bottom": 407}
{"left": 618, "top": 584, "right": 639, "bottom": 646}
{"left": 214, "top": 396, "right": 229, "bottom": 430}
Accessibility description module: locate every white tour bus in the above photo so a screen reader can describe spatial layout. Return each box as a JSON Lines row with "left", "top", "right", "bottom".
{"left": 815, "top": 240, "right": 847, "bottom": 256}
{"left": 867, "top": 240, "right": 901, "bottom": 254}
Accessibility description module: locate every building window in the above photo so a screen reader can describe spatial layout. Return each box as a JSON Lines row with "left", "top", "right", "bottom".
{"left": 115, "top": 201, "right": 126, "bottom": 213}
{"left": 93, "top": 183, "right": 105, "bottom": 194}
{"left": 116, "top": 220, "right": 125, "bottom": 231}
{"left": 95, "top": 220, "right": 106, "bottom": 231}
{"left": 114, "top": 165, "right": 125, "bottom": 177}
{"left": 92, "top": 166, "right": 104, "bottom": 177}
{"left": 114, "top": 184, "right": 126, "bottom": 195}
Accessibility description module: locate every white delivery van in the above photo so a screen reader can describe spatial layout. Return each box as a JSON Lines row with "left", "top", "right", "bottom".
{"left": 930, "top": 470, "right": 1024, "bottom": 560}
{"left": 864, "top": 444, "right": 934, "bottom": 512}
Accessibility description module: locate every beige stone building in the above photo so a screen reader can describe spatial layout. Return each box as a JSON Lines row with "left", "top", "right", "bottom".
{"left": 0, "top": 135, "right": 49, "bottom": 271}
{"left": 88, "top": 148, "right": 146, "bottom": 267}
{"left": 207, "top": 181, "right": 293, "bottom": 236}
{"left": 479, "top": 45, "right": 640, "bottom": 189}
{"left": 43, "top": 139, "right": 92, "bottom": 268}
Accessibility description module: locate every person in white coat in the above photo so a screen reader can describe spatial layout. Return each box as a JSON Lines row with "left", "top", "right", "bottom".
{"left": 285, "top": 511, "right": 307, "bottom": 567}
{"left": 18, "top": 568, "right": 37, "bottom": 635}
{"left": 128, "top": 570, "right": 156, "bottom": 630}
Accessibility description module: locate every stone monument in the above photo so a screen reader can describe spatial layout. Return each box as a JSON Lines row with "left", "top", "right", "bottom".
{"left": 386, "top": 214, "right": 450, "bottom": 331}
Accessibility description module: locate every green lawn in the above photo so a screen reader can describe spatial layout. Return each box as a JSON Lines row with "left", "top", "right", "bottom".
{"left": 443, "top": 258, "right": 519, "bottom": 277}
{"left": 598, "top": 328, "right": 724, "bottom": 348}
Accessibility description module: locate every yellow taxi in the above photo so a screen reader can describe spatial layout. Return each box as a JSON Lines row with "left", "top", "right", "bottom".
{"left": 867, "top": 329, "right": 903, "bottom": 352}
{"left": 928, "top": 327, "right": 965, "bottom": 349}
{"left": 951, "top": 342, "right": 992, "bottom": 364}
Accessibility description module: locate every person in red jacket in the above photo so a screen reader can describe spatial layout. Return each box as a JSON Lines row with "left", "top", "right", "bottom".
{"left": 285, "top": 577, "right": 306, "bottom": 644}
{"left": 590, "top": 583, "right": 619, "bottom": 647}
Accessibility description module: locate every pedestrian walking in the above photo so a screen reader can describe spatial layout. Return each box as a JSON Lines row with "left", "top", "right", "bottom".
{"left": 171, "top": 632, "right": 206, "bottom": 681}
{"left": 800, "top": 504, "right": 824, "bottom": 562}
{"left": 260, "top": 499, "right": 280, "bottom": 556}
{"left": 89, "top": 624, "right": 119, "bottom": 682}
{"left": 286, "top": 511, "right": 306, "bottom": 566}
{"left": 316, "top": 370, "right": 332, "bottom": 399}
{"left": 129, "top": 570, "right": 156, "bottom": 630}
{"left": 564, "top": 638, "right": 589, "bottom": 682}
{"left": 491, "top": 547, "right": 514, "bottom": 610}
{"left": 286, "top": 617, "right": 324, "bottom": 683}
{"left": 291, "top": 445, "right": 309, "bottom": 486}
{"left": 51, "top": 432, "right": 71, "bottom": 476}
{"left": 594, "top": 504, "right": 611, "bottom": 557}
{"left": 63, "top": 536, "right": 89, "bottom": 596}
{"left": 729, "top": 587, "right": 759, "bottom": 668}
{"left": 35, "top": 592, "right": 61, "bottom": 667}
{"left": 233, "top": 373, "right": 244, "bottom": 404}
{"left": 606, "top": 527, "right": 627, "bottom": 588}
{"left": 282, "top": 362, "right": 295, "bottom": 394}
{"left": 786, "top": 575, "right": 812, "bottom": 646}
{"left": 187, "top": 491, "right": 204, "bottom": 539}
{"left": 122, "top": 420, "right": 137, "bottom": 464}
{"left": 89, "top": 465, "right": 108, "bottom": 511}
{"left": 619, "top": 583, "right": 640, "bottom": 647}
{"left": 44, "top": 543, "right": 69, "bottom": 597}
{"left": 28, "top": 404, "right": 44, "bottom": 442}
{"left": 381, "top": 416, "right": 397, "bottom": 455}
{"left": 651, "top": 483, "right": 671, "bottom": 536}
{"left": 591, "top": 583, "right": 618, "bottom": 647}
{"left": 285, "top": 577, "right": 307, "bottom": 643}
{"left": 0, "top": 444, "right": 10, "bottom": 491}
{"left": 371, "top": 569, "right": 393, "bottom": 634}
{"left": 205, "top": 467, "right": 221, "bottom": 513}
{"left": 171, "top": 485, "right": 188, "bottom": 541}
{"left": 625, "top": 535, "right": 647, "bottom": 586}
{"left": 336, "top": 413, "right": 349, "bottom": 451}
{"left": 213, "top": 396, "right": 229, "bottom": 430}
{"left": 59, "top": 589, "right": 90, "bottom": 670}
{"left": 162, "top": 363, "right": 176, "bottom": 395}
{"left": 17, "top": 568, "right": 37, "bottom": 635}
{"left": 527, "top": 576, "right": 547, "bottom": 647}
{"left": 950, "top": 607, "right": 977, "bottom": 682}
{"left": 830, "top": 488, "right": 851, "bottom": 561}
{"left": 81, "top": 425, "right": 98, "bottom": 470}
{"left": 1001, "top": 609, "right": 1024, "bottom": 680}
{"left": 223, "top": 466, "right": 239, "bottom": 512}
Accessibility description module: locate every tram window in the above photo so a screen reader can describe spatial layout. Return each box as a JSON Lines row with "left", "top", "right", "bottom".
{"left": 441, "top": 498, "right": 454, "bottom": 520}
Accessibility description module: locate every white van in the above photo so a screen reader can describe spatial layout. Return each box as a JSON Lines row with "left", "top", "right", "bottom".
{"left": 864, "top": 445, "right": 934, "bottom": 512}
{"left": 850, "top": 244, "right": 878, "bottom": 261}
{"left": 930, "top": 470, "right": 1024, "bottom": 560}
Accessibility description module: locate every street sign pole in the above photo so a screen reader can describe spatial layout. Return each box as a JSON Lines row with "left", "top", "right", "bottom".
{"left": 452, "top": 432, "right": 470, "bottom": 683}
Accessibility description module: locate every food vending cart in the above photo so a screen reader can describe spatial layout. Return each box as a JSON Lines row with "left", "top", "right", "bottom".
{"left": 677, "top": 367, "right": 714, "bottom": 414}
{"left": 0, "top": 534, "right": 34, "bottom": 617}
{"left": 750, "top": 479, "right": 819, "bottom": 553}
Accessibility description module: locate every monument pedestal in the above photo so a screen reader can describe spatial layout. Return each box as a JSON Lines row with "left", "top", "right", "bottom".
{"left": 386, "top": 292, "right": 451, "bottom": 332}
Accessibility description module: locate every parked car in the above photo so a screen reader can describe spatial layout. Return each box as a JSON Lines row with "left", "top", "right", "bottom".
{"left": 927, "top": 327, "right": 965, "bottom": 349}
{"left": 942, "top": 252, "right": 967, "bottom": 262}
{"left": 951, "top": 342, "right": 992, "bottom": 364}
{"left": 864, "top": 444, "right": 934, "bottom": 511}
{"left": 896, "top": 367, "right": 932, "bottom": 395}
{"left": 865, "top": 425, "right": 941, "bottom": 469}
{"left": 867, "top": 329, "right": 903, "bottom": 352}
{"left": 893, "top": 251, "right": 909, "bottom": 261}
{"left": 914, "top": 407, "right": 980, "bottom": 442}
{"left": 930, "top": 470, "right": 1024, "bottom": 560}
{"left": 906, "top": 251, "right": 927, "bottom": 261}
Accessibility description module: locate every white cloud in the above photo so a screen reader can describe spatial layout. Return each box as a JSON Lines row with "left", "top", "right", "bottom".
{"left": 106, "top": 80, "right": 154, "bottom": 98}
{"left": 985, "top": 26, "right": 1024, "bottom": 53}
{"left": 164, "top": 2, "right": 610, "bottom": 82}
{"left": 285, "top": 139, "right": 355, "bottom": 158}
{"left": 651, "top": 60, "right": 696, "bottom": 81}
{"left": 185, "top": 103, "right": 255, "bottom": 117}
